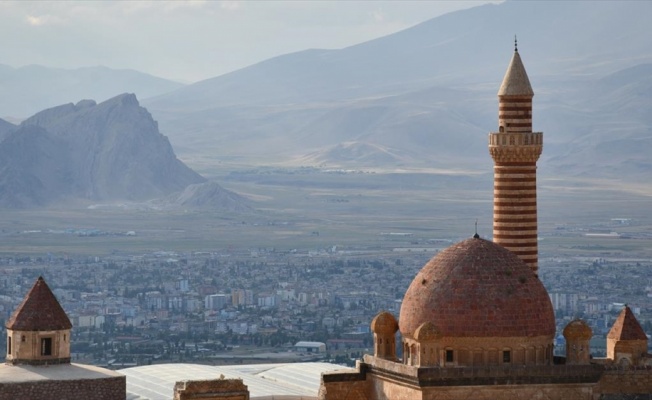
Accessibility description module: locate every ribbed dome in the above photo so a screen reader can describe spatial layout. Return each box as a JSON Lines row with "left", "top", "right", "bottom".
{"left": 563, "top": 319, "right": 592, "bottom": 340}
{"left": 399, "top": 237, "right": 555, "bottom": 339}
{"left": 371, "top": 311, "right": 398, "bottom": 335}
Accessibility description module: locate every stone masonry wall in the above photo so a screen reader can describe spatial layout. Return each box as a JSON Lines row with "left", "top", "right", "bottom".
{"left": 174, "top": 378, "right": 249, "bottom": 400}
{"left": 0, "top": 376, "right": 125, "bottom": 400}
{"left": 596, "top": 368, "right": 652, "bottom": 397}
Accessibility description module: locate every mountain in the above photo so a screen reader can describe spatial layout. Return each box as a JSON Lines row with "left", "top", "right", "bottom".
{"left": 0, "top": 65, "right": 184, "bottom": 119}
{"left": 0, "top": 94, "right": 206, "bottom": 208}
{"left": 157, "top": 182, "right": 252, "bottom": 212}
{"left": 143, "top": 1, "right": 652, "bottom": 181}
{"left": 0, "top": 118, "right": 16, "bottom": 142}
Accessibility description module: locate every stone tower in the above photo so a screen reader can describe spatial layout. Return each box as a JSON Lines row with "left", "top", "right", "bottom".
{"left": 370, "top": 311, "right": 398, "bottom": 361}
{"left": 606, "top": 305, "right": 648, "bottom": 366}
{"left": 489, "top": 41, "right": 543, "bottom": 274}
{"left": 5, "top": 276, "right": 72, "bottom": 365}
{"left": 563, "top": 319, "right": 592, "bottom": 365}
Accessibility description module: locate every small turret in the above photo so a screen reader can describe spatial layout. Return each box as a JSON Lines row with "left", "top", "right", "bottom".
{"left": 371, "top": 311, "right": 398, "bottom": 361}
{"left": 607, "top": 305, "right": 648, "bottom": 366}
{"left": 5, "top": 277, "right": 72, "bottom": 365}
{"left": 563, "top": 319, "right": 592, "bottom": 365}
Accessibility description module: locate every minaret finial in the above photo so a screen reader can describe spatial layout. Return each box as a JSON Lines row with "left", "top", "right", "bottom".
{"left": 514, "top": 35, "right": 518, "bottom": 52}
{"left": 473, "top": 219, "right": 479, "bottom": 239}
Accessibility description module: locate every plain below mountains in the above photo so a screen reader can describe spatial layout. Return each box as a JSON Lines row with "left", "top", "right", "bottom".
{"left": 143, "top": 0, "right": 652, "bottom": 182}
{"left": 0, "top": 94, "right": 249, "bottom": 210}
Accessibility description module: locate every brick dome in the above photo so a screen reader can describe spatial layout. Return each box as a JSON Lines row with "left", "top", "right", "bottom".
{"left": 371, "top": 311, "right": 398, "bottom": 335}
{"left": 414, "top": 321, "right": 441, "bottom": 341}
{"left": 563, "top": 319, "right": 592, "bottom": 340}
{"left": 399, "top": 237, "right": 555, "bottom": 339}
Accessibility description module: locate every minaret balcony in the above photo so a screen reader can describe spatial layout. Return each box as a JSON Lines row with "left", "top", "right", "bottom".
{"left": 489, "top": 131, "right": 543, "bottom": 147}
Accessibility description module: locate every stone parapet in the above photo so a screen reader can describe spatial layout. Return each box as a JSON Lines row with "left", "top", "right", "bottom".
{"left": 596, "top": 366, "right": 652, "bottom": 396}
{"left": 174, "top": 378, "right": 249, "bottom": 400}
{"left": 489, "top": 143, "right": 543, "bottom": 164}
{"left": 363, "top": 356, "right": 603, "bottom": 387}
{"left": 0, "top": 376, "right": 125, "bottom": 400}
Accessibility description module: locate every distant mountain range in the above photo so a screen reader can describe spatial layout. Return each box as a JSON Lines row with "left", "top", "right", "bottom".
{"left": 1, "top": 1, "right": 650, "bottom": 186}
{"left": 0, "top": 95, "right": 248, "bottom": 209}
{"left": 141, "top": 0, "right": 652, "bottom": 182}
{"left": 0, "top": 64, "right": 184, "bottom": 119}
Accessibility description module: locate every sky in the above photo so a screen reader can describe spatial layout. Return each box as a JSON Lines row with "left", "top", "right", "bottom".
{"left": 0, "top": 1, "right": 499, "bottom": 83}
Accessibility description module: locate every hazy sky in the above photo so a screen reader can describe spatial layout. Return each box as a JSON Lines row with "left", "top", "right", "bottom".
{"left": 0, "top": 1, "right": 499, "bottom": 83}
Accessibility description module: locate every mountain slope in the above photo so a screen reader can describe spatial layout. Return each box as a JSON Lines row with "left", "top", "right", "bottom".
{"left": 0, "top": 94, "right": 206, "bottom": 208}
{"left": 0, "top": 118, "right": 16, "bottom": 142}
{"left": 142, "top": 1, "right": 652, "bottom": 181}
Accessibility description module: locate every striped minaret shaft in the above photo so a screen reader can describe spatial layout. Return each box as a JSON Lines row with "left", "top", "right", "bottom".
{"left": 489, "top": 47, "right": 543, "bottom": 275}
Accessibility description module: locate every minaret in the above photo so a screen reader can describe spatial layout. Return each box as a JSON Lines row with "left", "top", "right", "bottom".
{"left": 489, "top": 39, "right": 543, "bottom": 275}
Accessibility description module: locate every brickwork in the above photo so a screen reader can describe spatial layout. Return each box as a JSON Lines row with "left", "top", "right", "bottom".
{"left": 402, "top": 335, "right": 553, "bottom": 367}
{"left": 174, "top": 378, "right": 249, "bottom": 400}
{"left": 564, "top": 319, "right": 593, "bottom": 365}
{"left": 319, "top": 356, "right": 606, "bottom": 400}
{"left": 489, "top": 49, "right": 542, "bottom": 274}
{"left": 6, "top": 329, "right": 71, "bottom": 365}
{"left": 0, "top": 376, "right": 125, "bottom": 400}
{"left": 399, "top": 238, "right": 555, "bottom": 341}
{"left": 597, "top": 368, "right": 652, "bottom": 397}
{"left": 320, "top": 364, "right": 369, "bottom": 400}
{"left": 421, "top": 384, "right": 594, "bottom": 400}
{"left": 608, "top": 340, "right": 649, "bottom": 366}
{"left": 5, "top": 277, "right": 72, "bottom": 331}
{"left": 371, "top": 311, "right": 399, "bottom": 361}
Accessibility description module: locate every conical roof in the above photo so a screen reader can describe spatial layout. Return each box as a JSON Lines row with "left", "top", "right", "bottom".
{"left": 607, "top": 305, "right": 647, "bottom": 341}
{"left": 5, "top": 276, "right": 72, "bottom": 331}
{"left": 498, "top": 50, "right": 534, "bottom": 97}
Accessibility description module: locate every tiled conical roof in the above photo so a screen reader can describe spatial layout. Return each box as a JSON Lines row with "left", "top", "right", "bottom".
{"left": 5, "top": 276, "right": 72, "bottom": 331}
{"left": 607, "top": 305, "right": 647, "bottom": 341}
{"left": 498, "top": 50, "right": 534, "bottom": 97}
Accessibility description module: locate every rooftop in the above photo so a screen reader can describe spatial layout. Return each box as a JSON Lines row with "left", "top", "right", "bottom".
{"left": 121, "top": 362, "right": 352, "bottom": 400}
{"left": 498, "top": 50, "right": 534, "bottom": 97}
{"left": 5, "top": 276, "right": 72, "bottom": 331}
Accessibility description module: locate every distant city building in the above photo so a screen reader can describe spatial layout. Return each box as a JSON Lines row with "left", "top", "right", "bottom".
{"left": 294, "top": 341, "right": 326, "bottom": 353}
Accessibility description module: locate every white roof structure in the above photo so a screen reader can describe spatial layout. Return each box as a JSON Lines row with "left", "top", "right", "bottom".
{"left": 0, "top": 362, "right": 123, "bottom": 383}
{"left": 294, "top": 341, "right": 326, "bottom": 348}
{"left": 121, "top": 362, "right": 352, "bottom": 400}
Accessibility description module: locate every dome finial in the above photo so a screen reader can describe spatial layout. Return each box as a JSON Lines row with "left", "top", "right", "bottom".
{"left": 514, "top": 35, "right": 518, "bottom": 52}
{"left": 473, "top": 219, "right": 479, "bottom": 239}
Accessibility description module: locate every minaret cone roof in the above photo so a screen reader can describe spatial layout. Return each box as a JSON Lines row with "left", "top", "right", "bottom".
{"left": 5, "top": 276, "right": 72, "bottom": 331}
{"left": 607, "top": 305, "right": 647, "bottom": 341}
{"left": 498, "top": 50, "right": 534, "bottom": 97}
